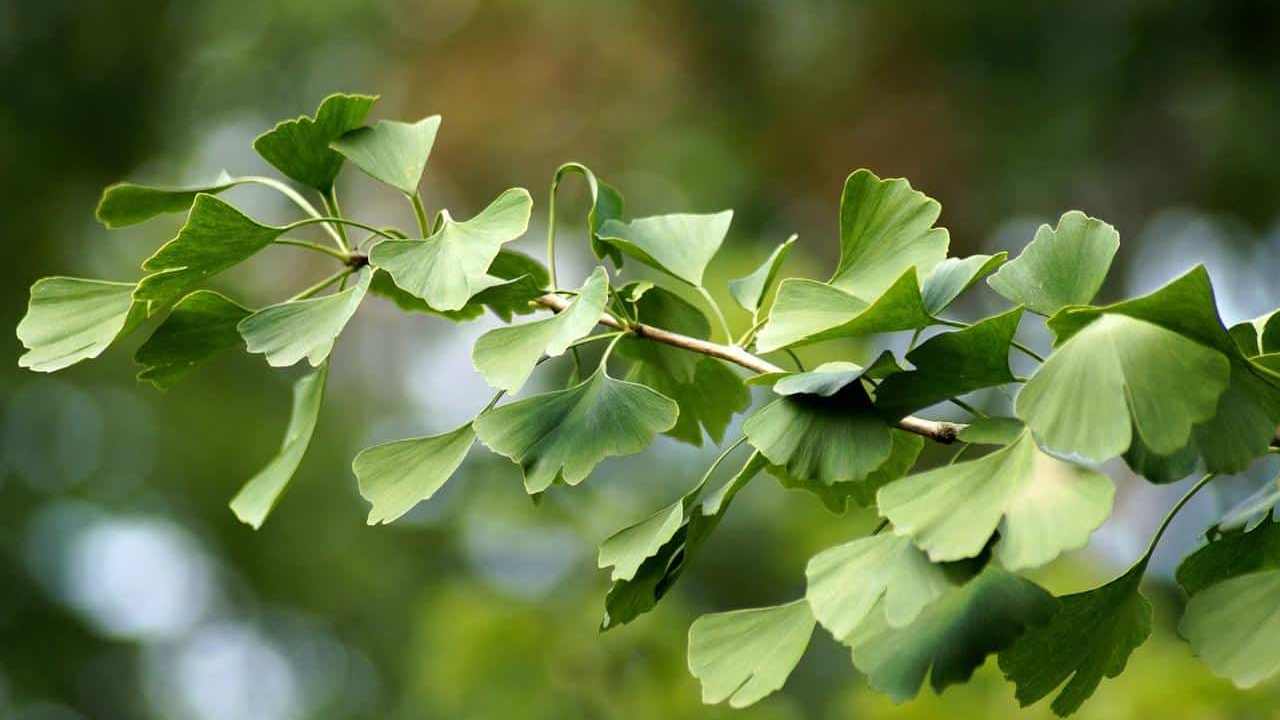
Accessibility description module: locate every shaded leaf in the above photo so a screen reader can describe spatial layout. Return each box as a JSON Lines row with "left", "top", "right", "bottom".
{"left": 773, "top": 429, "right": 923, "bottom": 513}
{"left": 95, "top": 173, "right": 237, "bottom": 228}
{"left": 1123, "top": 429, "right": 1199, "bottom": 484}
{"left": 988, "top": 211, "right": 1119, "bottom": 316}
{"left": 353, "top": 422, "right": 475, "bottom": 525}
{"left": 688, "top": 600, "right": 816, "bottom": 709}
{"left": 1180, "top": 567, "right": 1280, "bottom": 688}
{"left": 229, "top": 364, "right": 327, "bottom": 528}
{"left": 474, "top": 366, "right": 678, "bottom": 493}
{"left": 238, "top": 270, "right": 371, "bottom": 367}
{"left": 1176, "top": 518, "right": 1280, "bottom": 597}
{"left": 617, "top": 285, "right": 708, "bottom": 383}
{"left": 369, "top": 188, "right": 533, "bottom": 311}
{"left": 956, "top": 417, "right": 1025, "bottom": 446}
{"left": 598, "top": 210, "right": 732, "bottom": 286}
{"left": 135, "top": 290, "right": 250, "bottom": 389}
{"left": 728, "top": 235, "right": 797, "bottom": 314}
{"left": 626, "top": 357, "right": 750, "bottom": 446}
{"left": 756, "top": 270, "right": 932, "bottom": 352}
{"left": 920, "top": 252, "right": 1007, "bottom": 315}
{"left": 17, "top": 277, "right": 142, "bottom": 372}
{"left": 878, "top": 431, "right": 1114, "bottom": 570}
{"left": 331, "top": 115, "right": 441, "bottom": 195}
{"left": 253, "top": 93, "right": 378, "bottom": 192}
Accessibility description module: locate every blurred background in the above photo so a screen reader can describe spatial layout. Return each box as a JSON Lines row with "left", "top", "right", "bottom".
{"left": 4, "top": 1, "right": 1280, "bottom": 718}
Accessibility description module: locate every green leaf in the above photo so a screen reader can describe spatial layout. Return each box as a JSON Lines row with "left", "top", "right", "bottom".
{"left": 1017, "top": 314, "right": 1229, "bottom": 464}
{"left": 987, "top": 211, "right": 1119, "bottom": 316}
{"left": 1191, "top": 361, "right": 1280, "bottom": 475}
{"left": 849, "top": 566, "right": 1057, "bottom": 702}
{"left": 773, "top": 429, "right": 924, "bottom": 513}
{"left": 806, "top": 533, "right": 953, "bottom": 641}
{"left": 829, "top": 169, "right": 949, "bottom": 298}
{"left": 1123, "top": 429, "right": 1200, "bottom": 484}
{"left": 238, "top": 270, "right": 371, "bottom": 367}
{"left": 17, "top": 277, "right": 143, "bottom": 372}
{"left": 876, "top": 307, "right": 1022, "bottom": 416}
{"left": 728, "top": 235, "right": 797, "bottom": 314}
{"left": 756, "top": 270, "right": 933, "bottom": 353}
{"left": 878, "top": 431, "right": 1114, "bottom": 570}
{"left": 473, "top": 366, "right": 678, "bottom": 493}
{"left": 369, "top": 250, "right": 549, "bottom": 323}
{"left": 253, "top": 93, "right": 378, "bottom": 192}
{"left": 331, "top": 115, "right": 441, "bottom": 195}
{"left": 369, "top": 188, "right": 533, "bottom": 311}
{"left": 956, "top": 416, "right": 1025, "bottom": 445}
{"left": 135, "top": 194, "right": 285, "bottom": 311}
{"left": 1176, "top": 518, "right": 1280, "bottom": 597}
{"left": 135, "top": 290, "right": 250, "bottom": 389}
{"left": 773, "top": 361, "right": 867, "bottom": 397}
{"left": 598, "top": 498, "right": 686, "bottom": 583}
{"left": 688, "top": 600, "right": 816, "bottom": 708}
{"left": 626, "top": 357, "right": 750, "bottom": 446}
{"left": 95, "top": 173, "right": 237, "bottom": 228}
{"left": 598, "top": 210, "right": 733, "bottom": 286}
{"left": 920, "top": 252, "right": 1007, "bottom": 316}
{"left": 999, "top": 563, "right": 1152, "bottom": 717}
{"left": 744, "top": 367, "right": 892, "bottom": 485}
{"left": 617, "top": 285, "right": 708, "bottom": 383}
{"left": 229, "top": 364, "right": 327, "bottom": 528}
{"left": 353, "top": 422, "right": 475, "bottom": 525}
{"left": 1218, "top": 476, "right": 1280, "bottom": 532}
{"left": 368, "top": 269, "right": 481, "bottom": 321}
{"left": 553, "top": 163, "right": 627, "bottom": 266}
{"left": 472, "top": 267, "right": 608, "bottom": 393}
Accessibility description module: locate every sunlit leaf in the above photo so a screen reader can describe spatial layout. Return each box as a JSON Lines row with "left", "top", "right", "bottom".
{"left": 370, "top": 188, "right": 533, "bottom": 311}
{"left": 135, "top": 194, "right": 286, "bottom": 311}
{"left": 253, "top": 92, "right": 378, "bottom": 192}
{"left": 829, "top": 169, "right": 949, "bottom": 298}
{"left": 688, "top": 600, "right": 816, "bottom": 708}
{"left": 238, "top": 270, "right": 371, "bottom": 367}
{"left": 920, "top": 252, "right": 1007, "bottom": 315}
{"left": 878, "top": 431, "right": 1114, "bottom": 570}
{"left": 353, "top": 422, "right": 475, "bottom": 525}
{"left": 1017, "top": 314, "right": 1229, "bottom": 464}
{"left": 756, "top": 270, "right": 932, "bottom": 352}
{"left": 598, "top": 499, "right": 686, "bottom": 583}
{"left": 95, "top": 172, "right": 237, "bottom": 228}
{"left": 999, "top": 563, "right": 1152, "bottom": 717}
{"left": 369, "top": 249, "right": 549, "bottom": 323}
{"left": 598, "top": 210, "right": 733, "bottom": 286}
{"left": 229, "top": 364, "right": 327, "bottom": 529}
{"left": 472, "top": 267, "right": 607, "bottom": 393}
{"left": 473, "top": 366, "right": 678, "bottom": 493}
{"left": 17, "top": 277, "right": 143, "bottom": 373}
{"left": 331, "top": 115, "right": 441, "bottom": 195}
{"left": 849, "top": 566, "right": 1057, "bottom": 702}
{"left": 876, "top": 307, "right": 1022, "bottom": 416}
{"left": 956, "top": 416, "right": 1024, "bottom": 445}
{"left": 553, "top": 163, "right": 626, "bottom": 266}
{"left": 988, "top": 211, "right": 1119, "bottom": 316}
{"left": 135, "top": 290, "right": 250, "bottom": 389}
{"left": 729, "top": 235, "right": 797, "bottom": 314}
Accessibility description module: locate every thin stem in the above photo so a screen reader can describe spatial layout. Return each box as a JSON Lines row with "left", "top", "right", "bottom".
{"left": 907, "top": 327, "right": 924, "bottom": 352}
{"left": 236, "top": 176, "right": 342, "bottom": 244}
{"left": 736, "top": 316, "right": 769, "bottom": 348}
{"left": 546, "top": 175, "right": 561, "bottom": 290}
{"left": 948, "top": 397, "right": 988, "bottom": 419}
{"left": 692, "top": 435, "right": 751, "bottom": 496}
{"left": 1145, "top": 473, "right": 1218, "bottom": 559}
{"left": 696, "top": 286, "right": 733, "bottom": 344}
{"left": 948, "top": 443, "right": 971, "bottom": 465}
{"left": 935, "top": 316, "right": 1045, "bottom": 363}
{"left": 273, "top": 238, "right": 351, "bottom": 261}
{"left": 566, "top": 331, "right": 627, "bottom": 351}
{"left": 289, "top": 268, "right": 352, "bottom": 302}
{"left": 284, "top": 216, "right": 397, "bottom": 240}
{"left": 480, "top": 388, "right": 507, "bottom": 414}
{"left": 784, "top": 348, "right": 806, "bottom": 372}
{"left": 321, "top": 190, "right": 350, "bottom": 252}
{"left": 410, "top": 193, "right": 431, "bottom": 238}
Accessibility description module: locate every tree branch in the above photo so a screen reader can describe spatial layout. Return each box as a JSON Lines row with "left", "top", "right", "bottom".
{"left": 535, "top": 293, "right": 963, "bottom": 444}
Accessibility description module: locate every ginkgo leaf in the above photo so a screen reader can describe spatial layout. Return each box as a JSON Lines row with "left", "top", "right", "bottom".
{"left": 353, "top": 422, "right": 475, "bottom": 525}
{"left": 229, "top": 364, "right": 327, "bottom": 529}
{"left": 773, "top": 361, "right": 867, "bottom": 397}
{"left": 626, "top": 357, "right": 749, "bottom": 446}
{"left": 473, "top": 366, "right": 678, "bottom": 493}
{"left": 876, "top": 307, "right": 1022, "bottom": 416}
{"left": 755, "top": 270, "right": 933, "bottom": 352}
{"left": 472, "top": 267, "right": 608, "bottom": 393}
{"left": 370, "top": 249, "right": 549, "bottom": 323}
{"left": 616, "top": 285, "right": 707, "bottom": 383}
{"left": 878, "top": 431, "right": 1114, "bottom": 570}
{"left": 253, "top": 93, "right": 378, "bottom": 192}
{"left": 1017, "top": 314, "right": 1229, "bottom": 464}
{"left": 773, "top": 429, "right": 924, "bottom": 513}
{"left": 369, "top": 188, "right": 533, "bottom": 311}
{"left": 1177, "top": 517, "right": 1280, "bottom": 597}
{"left": 999, "top": 562, "right": 1152, "bottom": 717}
{"left": 552, "top": 162, "right": 626, "bottom": 266}
{"left": 1191, "top": 362, "right": 1280, "bottom": 475}
{"left": 598, "top": 210, "right": 733, "bottom": 286}
{"left": 729, "top": 235, "right": 797, "bottom": 314}
{"left": 17, "top": 277, "right": 143, "bottom": 373}
{"left": 744, "top": 366, "right": 892, "bottom": 485}
{"left": 956, "top": 416, "right": 1025, "bottom": 445}
{"left": 135, "top": 290, "right": 250, "bottom": 389}
{"left": 920, "top": 253, "right": 1007, "bottom": 316}
{"left": 1217, "top": 476, "right": 1280, "bottom": 532}
{"left": 829, "top": 169, "right": 949, "bottom": 298}
{"left": 988, "top": 211, "right": 1119, "bottom": 316}
{"left": 331, "top": 115, "right": 441, "bottom": 195}
{"left": 598, "top": 499, "right": 686, "bottom": 583}
{"left": 806, "top": 533, "right": 954, "bottom": 641}
{"left": 688, "top": 600, "right": 816, "bottom": 708}
{"left": 238, "top": 270, "right": 371, "bottom": 367}
{"left": 135, "top": 194, "right": 286, "bottom": 311}
{"left": 849, "top": 566, "right": 1057, "bottom": 702}
{"left": 95, "top": 173, "right": 238, "bottom": 228}
{"left": 1123, "top": 429, "right": 1199, "bottom": 484}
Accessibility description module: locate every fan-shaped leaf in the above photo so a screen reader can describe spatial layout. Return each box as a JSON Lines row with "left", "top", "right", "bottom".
{"left": 135, "top": 290, "right": 250, "bottom": 389}
{"left": 95, "top": 173, "right": 238, "bottom": 228}
{"left": 956, "top": 416, "right": 1024, "bottom": 445}
{"left": 729, "top": 235, "right": 796, "bottom": 314}
{"left": 253, "top": 93, "right": 377, "bottom": 192}
{"left": 598, "top": 210, "right": 732, "bottom": 286}
{"left": 772, "top": 429, "right": 924, "bottom": 513}
{"left": 353, "top": 422, "right": 475, "bottom": 525}
{"left": 331, "top": 115, "right": 441, "bottom": 195}
{"left": 369, "top": 188, "right": 533, "bottom": 311}
{"left": 920, "top": 252, "right": 1007, "bottom": 315}
{"left": 238, "top": 270, "right": 370, "bottom": 367}
{"left": 688, "top": 600, "right": 816, "bottom": 708}
{"left": 988, "top": 211, "right": 1119, "bottom": 316}
{"left": 1181, "top": 567, "right": 1280, "bottom": 688}
{"left": 878, "top": 431, "right": 1114, "bottom": 570}
{"left": 473, "top": 366, "right": 678, "bottom": 493}
{"left": 756, "top": 270, "right": 932, "bottom": 352}
{"left": 626, "top": 357, "right": 749, "bottom": 446}
{"left": 17, "top": 277, "right": 143, "bottom": 373}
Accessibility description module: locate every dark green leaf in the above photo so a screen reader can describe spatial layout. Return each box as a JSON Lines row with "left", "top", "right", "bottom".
{"left": 331, "top": 116, "right": 441, "bottom": 195}
{"left": 135, "top": 290, "right": 250, "bottom": 389}
{"left": 1123, "top": 429, "right": 1200, "bottom": 484}
{"left": 626, "top": 357, "right": 749, "bottom": 446}
{"left": 17, "top": 277, "right": 143, "bottom": 372}
{"left": 1176, "top": 518, "right": 1280, "bottom": 596}
{"left": 988, "top": 211, "right": 1119, "bottom": 316}
{"left": 253, "top": 93, "right": 378, "bottom": 192}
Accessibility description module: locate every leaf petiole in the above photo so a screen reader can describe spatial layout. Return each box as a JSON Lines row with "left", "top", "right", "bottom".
{"left": 410, "top": 193, "right": 431, "bottom": 238}
{"left": 936, "top": 316, "right": 1045, "bottom": 363}
{"left": 284, "top": 216, "right": 399, "bottom": 241}
{"left": 696, "top": 286, "right": 733, "bottom": 344}
{"left": 1144, "top": 473, "right": 1218, "bottom": 561}
{"left": 321, "top": 188, "right": 351, "bottom": 252}
{"left": 288, "top": 268, "right": 353, "bottom": 302}
{"left": 273, "top": 238, "right": 352, "bottom": 262}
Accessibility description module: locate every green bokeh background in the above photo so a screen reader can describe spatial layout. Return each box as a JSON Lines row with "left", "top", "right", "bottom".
{"left": 4, "top": 2, "right": 1280, "bottom": 718}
